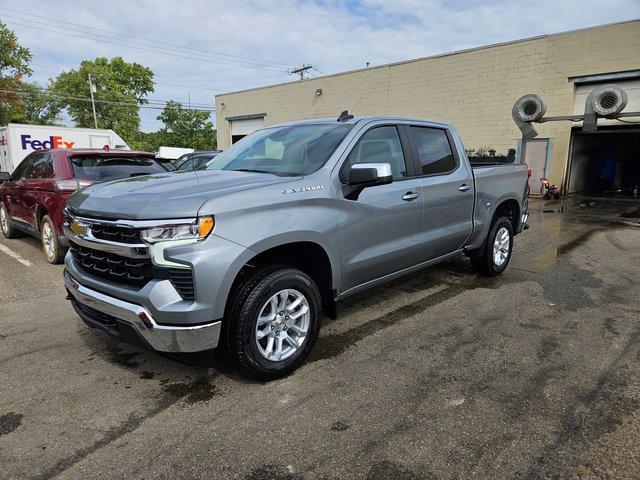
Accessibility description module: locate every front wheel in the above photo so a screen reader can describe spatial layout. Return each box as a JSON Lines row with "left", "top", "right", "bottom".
{"left": 470, "top": 216, "right": 514, "bottom": 276}
{"left": 40, "top": 215, "right": 65, "bottom": 264}
{"left": 226, "top": 266, "right": 322, "bottom": 380}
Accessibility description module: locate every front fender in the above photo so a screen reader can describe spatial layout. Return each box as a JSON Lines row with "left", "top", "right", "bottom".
{"left": 246, "top": 230, "right": 342, "bottom": 292}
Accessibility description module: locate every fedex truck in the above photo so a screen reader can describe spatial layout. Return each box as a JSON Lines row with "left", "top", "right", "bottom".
{"left": 0, "top": 123, "right": 129, "bottom": 173}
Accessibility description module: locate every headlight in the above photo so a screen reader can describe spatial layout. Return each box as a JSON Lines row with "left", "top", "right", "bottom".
{"left": 141, "top": 216, "right": 214, "bottom": 244}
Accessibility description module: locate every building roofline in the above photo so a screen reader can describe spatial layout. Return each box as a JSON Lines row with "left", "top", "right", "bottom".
{"left": 216, "top": 18, "right": 640, "bottom": 98}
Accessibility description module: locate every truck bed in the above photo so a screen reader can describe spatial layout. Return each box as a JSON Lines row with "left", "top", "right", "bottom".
{"left": 466, "top": 162, "right": 529, "bottom": 250}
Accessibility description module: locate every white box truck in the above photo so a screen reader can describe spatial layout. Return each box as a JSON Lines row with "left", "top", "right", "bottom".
{"left": 0, "top": 123, "right": 129, "bottom": 173}
{"left": 157, "top": 146, "right": 194, "bottom": 160}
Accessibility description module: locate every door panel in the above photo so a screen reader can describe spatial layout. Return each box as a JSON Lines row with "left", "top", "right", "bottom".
{"left": 4, "top": 180, "right": 24, "bottom": 221}
{"left": 338, "top": 125, "right": 423, "bottom": 291}
{"left": 524, "top": 139, "right": 549, "bottom": 192}
{"left": 406, "top": 126, "right": 474, "bottom": 261}
{"left": 21, "top": 182, "right": 39, "bottom": 228}
{"left": 339, "top": 178, "right": 423, "bottom": 290}
{"left": 6, "top": 155, "right": 36, "bottom": 223}
{"left": 419, "top": 166, "right": 474, "bottom": 260}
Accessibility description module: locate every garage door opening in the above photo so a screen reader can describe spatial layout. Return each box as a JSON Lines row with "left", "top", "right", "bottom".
{"left": 228, "top": 114, "right": 265, "bottom": 145}
{"left": 567, "top": 127, "right": 640, "bottom": 196}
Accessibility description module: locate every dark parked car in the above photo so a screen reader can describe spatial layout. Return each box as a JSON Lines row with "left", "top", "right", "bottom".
{"left": 0, "top": 149, "right": 168, "bottom": 263}
{"left": 174, "top": 150, "right": 221, "bottom": 171}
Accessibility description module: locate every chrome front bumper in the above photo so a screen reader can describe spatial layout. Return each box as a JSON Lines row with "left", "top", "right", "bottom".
{"left": 65, "top": 271, "right": 221, "bottom": 353}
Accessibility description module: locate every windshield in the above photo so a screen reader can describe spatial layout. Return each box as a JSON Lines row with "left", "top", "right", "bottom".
{"left": 205, "top": 123, "right": 352, "bottom": 176}
{"left": 71, "top": 156, "right": 166, "bottom": 182}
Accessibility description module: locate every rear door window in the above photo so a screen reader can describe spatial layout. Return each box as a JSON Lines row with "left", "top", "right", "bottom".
{"left": 70, "top": 156, "right": 166, "bottom": 182}
{"left": 28, "top": 154, "right": 54, "bottom": 179}
{"left": 407, "top": 127, "right": 457, "bottom": 176}
{"left": 10, "top": 155, "right": 36, "bottom": 180}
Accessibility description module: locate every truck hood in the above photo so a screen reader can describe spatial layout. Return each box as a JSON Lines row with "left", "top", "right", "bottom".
{"left": 67, "top": 169, "right": 294, "bottom": 220}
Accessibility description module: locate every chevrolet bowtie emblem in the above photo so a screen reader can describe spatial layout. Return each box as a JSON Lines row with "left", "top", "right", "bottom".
{"left": 69, "top": 219, "right": 89, "bottom": 236}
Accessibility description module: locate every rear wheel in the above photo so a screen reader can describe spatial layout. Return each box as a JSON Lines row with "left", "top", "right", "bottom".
{"left": 40, "top": 215, "right": 65, "bottom": 264}
{"left": 0, "top": 202, "right": 22, "bottom": 239}
{"left": 470, "top": 216, "right": 513, "bottom": 276}
{"left": 226, "top": 266, "right": 321, "bottom": 380}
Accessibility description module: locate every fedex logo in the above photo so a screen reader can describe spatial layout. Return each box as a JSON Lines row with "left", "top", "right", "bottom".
{"left": 21, "top": 134, "right": 75, "bottom": 150}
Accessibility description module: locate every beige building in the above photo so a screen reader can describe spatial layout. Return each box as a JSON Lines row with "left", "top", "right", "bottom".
{"left": 216, "top": 20, "right": 640, "bottom": 195}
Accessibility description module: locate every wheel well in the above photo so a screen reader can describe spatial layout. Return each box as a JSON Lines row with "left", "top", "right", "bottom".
{"left": 228, "top": 242, "right": 335, "bottom": 318}
{"left": 35, "top": 206, "right": 48, "bottom": 231}
{"left": 494, "top": 199, "right": 520, "bottom": 231}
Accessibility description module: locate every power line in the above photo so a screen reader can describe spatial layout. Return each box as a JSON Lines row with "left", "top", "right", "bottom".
{"left": 0, "top": 88, "right": 216, "bottom": 112}
{"left": 4, "top": 18, "right": 285, "bottom": 71}
{"left": 3, "top": 18, "right": 287, "bottom": 72}
{"left": 1, "top": 9, "right": 289, "bottom": 68}
{"left": 25, "top": 65, "right": 218, "bottom": 104}
{"left": 12, "top": 82, "right": 215, "bottom": 108}
{"left": 28, "top": 62, "right": 286, "bottom": 92}
{"left": 288, "top": 64, "right": 314, "bottom": 80}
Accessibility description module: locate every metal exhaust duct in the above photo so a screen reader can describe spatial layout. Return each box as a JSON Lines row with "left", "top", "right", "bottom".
{"left": 512, "top": 94, "right": 546, "bottom": 140}
{"left": 583, "top": 84, "right": 628, "bottom": 132}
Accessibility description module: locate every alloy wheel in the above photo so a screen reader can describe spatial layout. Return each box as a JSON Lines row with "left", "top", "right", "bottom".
{"left": 42, "top": 222, "right": 55, "bottom": 261}
{"left": 493, "top": 227, "right": 510, "bottom": 267}
{"left": 0, "top": 207, "right": 8, "bottom": 234}
{"left": 255, "top": 288, "right": 310, "bottom": 362}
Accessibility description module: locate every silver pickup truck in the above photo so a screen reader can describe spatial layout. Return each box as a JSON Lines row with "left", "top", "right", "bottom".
{"left": 64, "top": 114, "right": 529, "bottom": 379}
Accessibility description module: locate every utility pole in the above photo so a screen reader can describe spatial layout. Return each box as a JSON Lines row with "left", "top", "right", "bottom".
{"left": 288, "top": 64, "right": 313, "bottom": 80}
{"left": 88, "top": 73, "right": 98, "bottom": 129}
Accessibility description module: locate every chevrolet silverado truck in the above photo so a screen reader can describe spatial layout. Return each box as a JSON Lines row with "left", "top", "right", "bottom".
{"left": 63, "top": 114, "right": 529, "bottom": 379}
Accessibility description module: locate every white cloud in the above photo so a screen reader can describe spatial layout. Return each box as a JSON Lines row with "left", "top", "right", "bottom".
{"left": 3, "top": 0, "right": 639, "bottom": 131}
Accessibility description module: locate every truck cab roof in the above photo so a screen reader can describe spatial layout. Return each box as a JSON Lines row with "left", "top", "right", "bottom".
{"left": 268, "top": 115, "right": 454, "bottom": 129}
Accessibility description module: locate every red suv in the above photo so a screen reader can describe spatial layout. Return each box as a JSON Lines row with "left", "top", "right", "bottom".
{"left": 0, "top": 149, "right": 169, "bottom": 263}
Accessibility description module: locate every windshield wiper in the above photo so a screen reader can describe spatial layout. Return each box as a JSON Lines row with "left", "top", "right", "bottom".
{"left": 230, "top": 168, "right": 281, "bottom": 176}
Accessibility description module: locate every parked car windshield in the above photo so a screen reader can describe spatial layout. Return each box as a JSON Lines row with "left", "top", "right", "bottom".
{"left": 175, "top": 153, "right": 218, "bottom": 171}
{"left": 70, "top": 156, "right": 166, "bottom": 182}
{"left": 205, "top": 124, "right": 353, "bottom": 176}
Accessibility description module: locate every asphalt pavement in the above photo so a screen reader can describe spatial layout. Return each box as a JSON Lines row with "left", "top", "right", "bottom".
{"left": 1, "top": 197, "right": 639, "bottom": 479}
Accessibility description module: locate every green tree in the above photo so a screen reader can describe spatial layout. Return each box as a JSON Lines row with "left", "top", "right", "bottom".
{"left": 0, "top": 21, "right": 32, "bottom": 124}
{"left": 53, "top": 57, "right": 154, "bottom": 141}
{"left": 20, "top": 82, "right": 63, "bottom": 125}
{"left": 128, "top": 130, "right": 165, "bottom": 152}
{"left": 156, "top": 101, "right": 216, "bottom": 149}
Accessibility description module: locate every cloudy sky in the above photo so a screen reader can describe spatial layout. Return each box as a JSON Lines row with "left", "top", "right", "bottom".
{"left": 2, "top": 0, "right": 639, "bottom": 131}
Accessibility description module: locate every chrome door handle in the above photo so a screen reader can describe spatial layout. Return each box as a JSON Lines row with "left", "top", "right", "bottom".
{"left": 458, "top": 184, "right": 471, "bottom": 192}
{"left": 402, "top": 192, "right": 420, "bottom": 201}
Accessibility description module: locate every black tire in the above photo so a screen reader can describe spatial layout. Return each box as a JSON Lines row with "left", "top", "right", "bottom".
{"left": 0, "top": 202, "right": 23, "bottom": 239}
{"left": 40, "top": 215, "right": 65, "bottom": 264}
{"left": 226, "top": 265, "right": 322, "bottom": 380}
{"left": 470, "top": 216, "right": 514, "bottom": 277}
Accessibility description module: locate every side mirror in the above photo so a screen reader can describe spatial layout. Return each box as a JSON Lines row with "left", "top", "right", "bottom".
{"left": 0, "top": 172, "right": 10, "bottom": 182}
{"left": 348, "top": 163, "right": 393, "bottom": 187}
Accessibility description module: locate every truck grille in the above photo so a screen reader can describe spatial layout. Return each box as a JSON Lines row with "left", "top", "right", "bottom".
{"left": 90, "top": 224, "right": 141, "bottom": 244}
{"left": 71, "top": 246, "right": 196, "bottom": 300}
{"left": 71, "top": 245, "right": 153, "bottom": 287}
